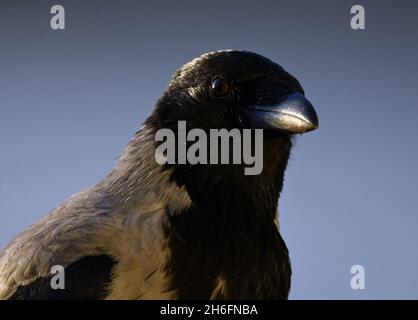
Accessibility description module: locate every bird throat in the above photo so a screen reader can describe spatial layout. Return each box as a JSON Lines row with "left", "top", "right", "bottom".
{"left": 163, "top": 135, "right": 293, "bottom": 299}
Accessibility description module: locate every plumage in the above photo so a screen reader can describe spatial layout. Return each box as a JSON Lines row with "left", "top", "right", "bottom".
{"left": 0, "top": 50, "right": 318, "bottom": 299}
{"left": 9, "top": 255, "right": 116, "bottom": 300}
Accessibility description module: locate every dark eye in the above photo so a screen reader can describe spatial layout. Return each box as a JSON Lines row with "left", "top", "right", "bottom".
{"left": 211, "top": 78, "right": 230, "bottom": 97}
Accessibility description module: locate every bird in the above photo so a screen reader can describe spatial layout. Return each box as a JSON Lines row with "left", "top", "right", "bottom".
{"left": 0, "top": 50, "right": 318, "bottom": 300}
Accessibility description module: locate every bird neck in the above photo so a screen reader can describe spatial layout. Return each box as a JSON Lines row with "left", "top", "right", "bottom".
{"left": 167, "top": 132, "right": 292, "bottom": 238}
{"left": 105, "top": 112, "right": 292, "bottom": 222}
{"left": 106, "top": 121, "right": 292, "bottom": 229}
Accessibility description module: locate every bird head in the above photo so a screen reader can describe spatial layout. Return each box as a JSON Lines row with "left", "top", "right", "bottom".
{"left": 153, "top": 50, "right": 318, "bottom": 135}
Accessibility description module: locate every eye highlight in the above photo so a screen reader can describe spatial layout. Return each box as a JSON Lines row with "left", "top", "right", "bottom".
{"left": 211, "top": 78, "right": 230, "bottom": 97}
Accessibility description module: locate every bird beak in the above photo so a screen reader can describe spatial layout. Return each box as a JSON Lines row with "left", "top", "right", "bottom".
{"left": 244, "top": 92, "right": 319, "bottom": 134}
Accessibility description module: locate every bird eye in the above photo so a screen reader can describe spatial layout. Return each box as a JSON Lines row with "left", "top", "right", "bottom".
{"left": 211, "top": 78, "right": 230, "bottom": 97}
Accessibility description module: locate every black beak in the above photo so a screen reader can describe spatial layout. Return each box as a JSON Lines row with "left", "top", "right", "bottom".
{"left": 244, "top": 92, "right": 319, "bottom": 134}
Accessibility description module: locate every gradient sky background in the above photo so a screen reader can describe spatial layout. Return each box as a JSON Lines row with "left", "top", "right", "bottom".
{"left": 0, "top": 0, "right": 417, "bottom": 299}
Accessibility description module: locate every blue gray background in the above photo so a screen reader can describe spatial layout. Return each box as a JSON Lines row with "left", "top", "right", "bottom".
{"left": 0, "top": 0, "right": 417, "bottom": 299}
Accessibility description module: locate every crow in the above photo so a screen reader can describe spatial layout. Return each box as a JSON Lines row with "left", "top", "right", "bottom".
{"left": 0, "top": 50, "right": 318, "bottom": 300}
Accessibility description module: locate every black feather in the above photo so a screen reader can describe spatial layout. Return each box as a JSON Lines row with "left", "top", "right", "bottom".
{"left": 9, "top": 255, "right": 116, "bottom": 300}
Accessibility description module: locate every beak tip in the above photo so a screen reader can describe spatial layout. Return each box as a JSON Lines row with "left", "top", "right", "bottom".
{"left": 305, "top": 112, "right": 319, "bottom": 132}
{"left": 286, "top": 93, "right": 319, "bottom": 134}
